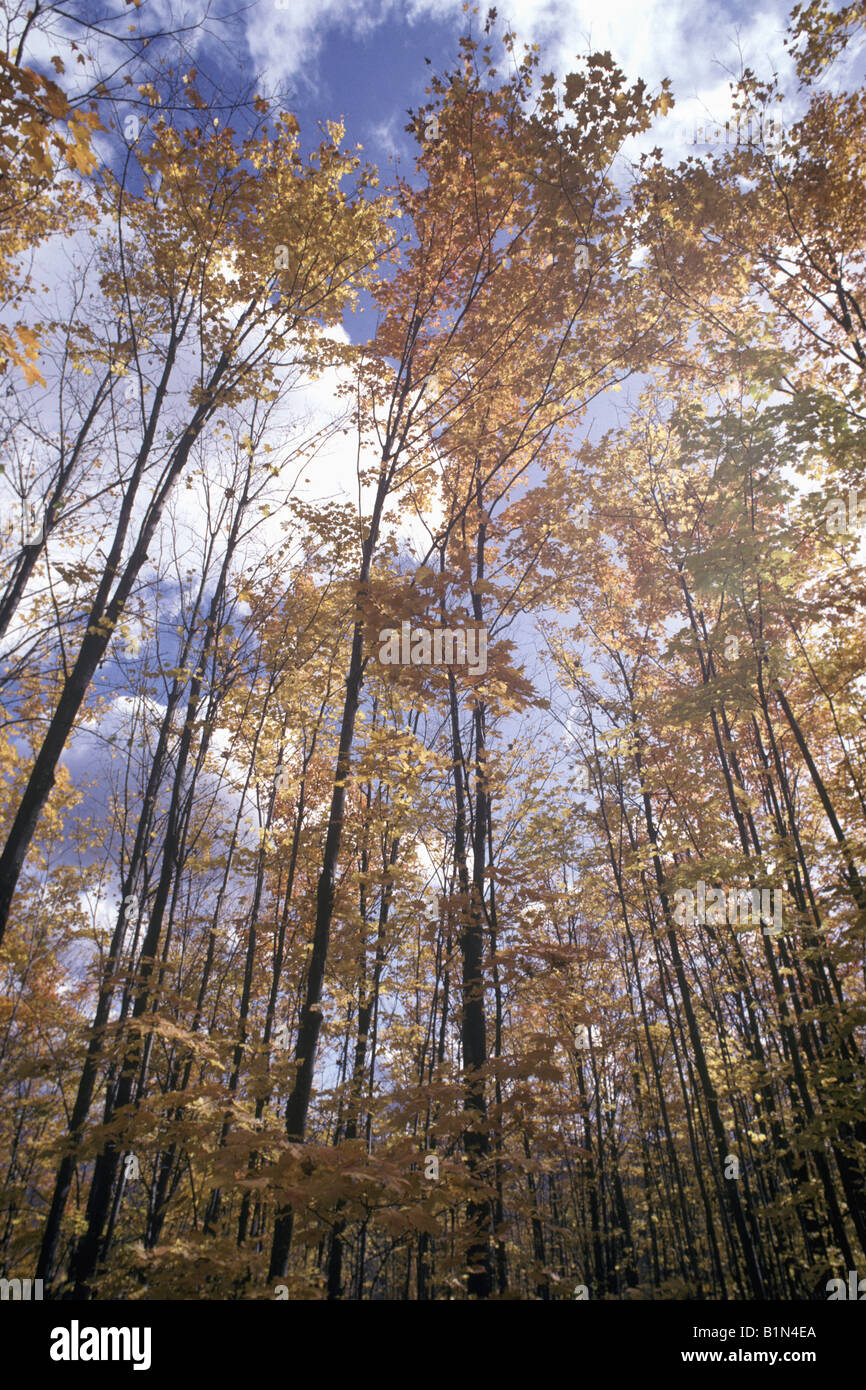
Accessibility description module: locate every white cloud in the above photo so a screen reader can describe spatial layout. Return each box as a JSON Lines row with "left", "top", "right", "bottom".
{"left": 245, "top": 0, "right": 798, "bottom": 149}
{"left": 246, "top": 0, "right": 399, "bottom": 93}
{"left": 411, "top": 0, "right": 793, "bottom": 98}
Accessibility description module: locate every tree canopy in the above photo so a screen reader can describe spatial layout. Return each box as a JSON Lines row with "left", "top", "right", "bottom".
{"left": 1, "top": 0, "right": 865, "bottom": 1304}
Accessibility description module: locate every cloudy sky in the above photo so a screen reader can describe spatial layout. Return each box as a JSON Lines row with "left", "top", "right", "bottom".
{"left": 239, "top": 0, "right": 803, "bottom": 161}
{"left": 6, "top": 0, "right": 855, "bottom": 906}
{"left": 58, "top": 0, "right": 821, "bottom": 178}
{"left": 244, "top": 0, "right": 794, "bottom": 124}
{"left": 14, "top": 0, "right": 849, "bottom": 597}
{"left": 12, "top": 0, "right": 842, "bottom": 658}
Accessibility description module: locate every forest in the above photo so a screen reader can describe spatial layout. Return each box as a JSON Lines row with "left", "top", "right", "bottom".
{"left": 1, "top": 0, "right": 865, "bottom": 1302}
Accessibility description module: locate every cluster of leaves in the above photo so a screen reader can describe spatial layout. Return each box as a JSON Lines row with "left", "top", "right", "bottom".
{"left": 0, "top": 3, "right": 864, "bottom": 1301}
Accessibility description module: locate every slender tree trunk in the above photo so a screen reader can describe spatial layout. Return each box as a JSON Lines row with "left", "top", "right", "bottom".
{"left": 268, "top": 458, "right": 395, "bottom": 1280}
{"left": 0, "top": 345, "right": 235, "bottom": 944}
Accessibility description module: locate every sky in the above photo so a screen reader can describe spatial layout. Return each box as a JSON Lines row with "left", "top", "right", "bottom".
{"left": 242, "top": 0, "right": 798, "bottom": 149}
{"left": 24, "top": 0, "right": 862, "bottom": 228}
{"left": 5, "top": 0, "right": 859, "bottom": 923}
{"left": 9, "top": 0, "right": 848, "bottom": 659}
{"left": 197, "top": 0, "right": 813, "bottom": 532}
{"left": 46, "top": 0, "right": 816, "bottom": 173}
{"left": 219, "top": 0, "right": 813, "bottom": 227}
{"left": 7, "top": 0, "right": 833, "bottom": 684}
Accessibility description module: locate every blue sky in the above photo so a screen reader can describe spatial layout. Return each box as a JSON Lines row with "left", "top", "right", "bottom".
{"left": 26, "top": 0, "right": 860, "bottom": 194}
{"left": 26, "top": 0, "right": 839, "bottom": 245}
{"left": 141, "top": 0, "right": 809, "bottom": 173}
{"left": 239, "top": 0, "right": 800, "bottom": 161}
{"left": 7, "top": 0, "right": 856, "bottom": 920}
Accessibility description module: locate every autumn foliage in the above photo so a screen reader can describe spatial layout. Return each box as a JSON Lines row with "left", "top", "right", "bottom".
{"left": 1, "top": 3, "right": 864, "bottom": 1301}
